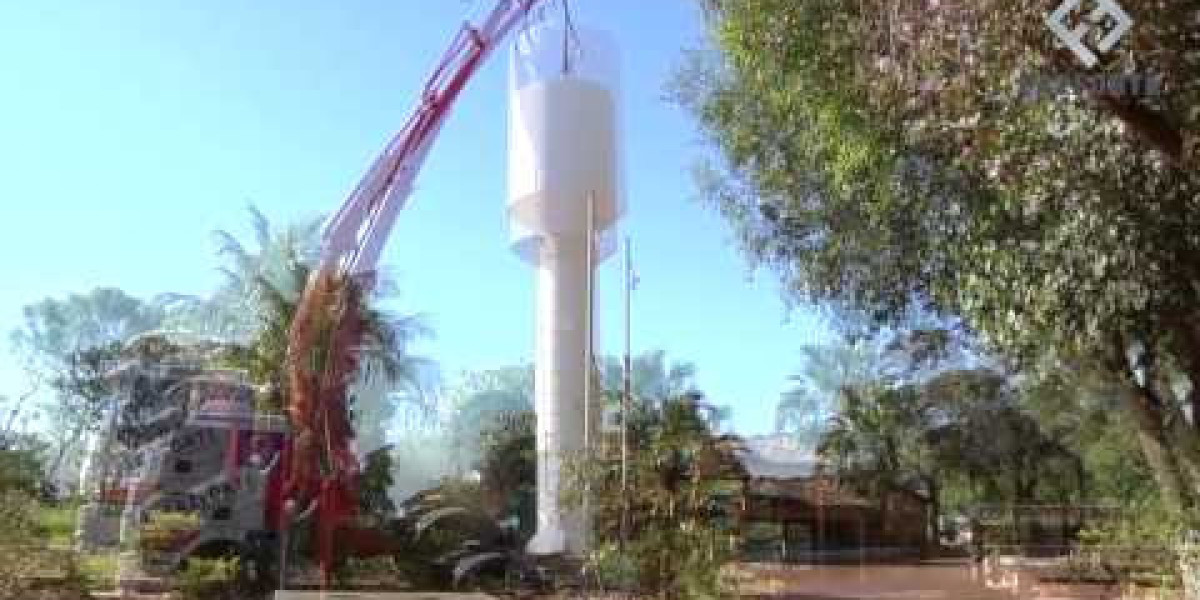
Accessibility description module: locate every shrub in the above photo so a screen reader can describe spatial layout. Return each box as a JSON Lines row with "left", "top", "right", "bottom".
{"left": 0, "top": 491, "right": 90, "bottom": 600}
{"left": 1077, "top": 499, "right": 1195, "bottom": 583}
{"left": 0, "top": 449, "right": 43, "bottom": 496}
{"left": 360, "top": 445, "right": 397, "bottom": 520}
{"left": 39, "top": 501, "right": 81, "bottom": 546}
{"left": 0, "top": 490, "right": 43, "bottom": 598}
{"left": 388, "top": 478, "right": 546, "bottom": 592}
{"left": 582, "top": 542, "right": 639, "bottom": 591}
{"left": 138, "top": 511, "right": 201, "bottom": 554}
{"left": 476, "top": 411, "right": 535, "bottom": 533}
{"left": 175, "top": 557, "right": 242, "bottom": 600}
{"left": 565, "top": 394, "right": 739, "bottom": 599}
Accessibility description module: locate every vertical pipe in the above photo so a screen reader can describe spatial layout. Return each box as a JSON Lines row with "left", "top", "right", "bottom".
{"left": 817, "top": 484, "right": 825, "bottom": 564}
{"left": 621, "top": 237, "right": 632, "bottom": 546}
{"left": 584, "top": 192, "right": 594, "bottom": 456}
{"left": 859, "top": 510, "right": 866, "bottom": 565}
{"left": 559, "top": 0, "right": 572, "bottom": 75}
{"left": 581, "top": 192, "right": 595, "bottom": 555}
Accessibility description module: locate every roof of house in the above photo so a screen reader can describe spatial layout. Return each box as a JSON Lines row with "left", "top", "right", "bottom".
{"left": 729, "top": 435, "right": 928, "bottom": 507}
{"left": 733, "top": 434, "right": 820, "bottom": 480}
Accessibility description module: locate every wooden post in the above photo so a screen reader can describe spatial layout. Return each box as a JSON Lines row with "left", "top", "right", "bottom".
{"left": 817, "top": 481, "right": 826, "bottom": 564}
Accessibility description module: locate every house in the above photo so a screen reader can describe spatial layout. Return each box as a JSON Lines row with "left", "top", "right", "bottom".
{"left": 727, "top": 435, "right": 929, "bottom": 563}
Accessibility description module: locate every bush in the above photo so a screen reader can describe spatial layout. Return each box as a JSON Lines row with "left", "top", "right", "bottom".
{"left": 582, "top": 542, "right": 639, "bottom": 591}
{"left": 39, "top": 501, "right": 81, "bottom": 546}
{"left": 138, "top": 511, "right": 201, "bottom": 554}
{"left": 476, "top": 411, "right": 535, "bottom": 533}
{"left": 360, "top": 446, "right": 397, "bottom": 520}
{"left": 1077, "top": 499, "right": 1195, "bottom": 583}
{"left": 566, "top": 394, "right": 739, "bottom": 599}
{"left": 395, "top": 478, "right": 546, "bottom": 592}
{"left": 0, "top": 449, "right": 43, "bottom": 496}
{"left": 0, "top": 490, "right": 42, "bottom": 598}
{"left": 78, "top": 553, "right": 118, "bottom": 592}
{"left": 0, "top": 491, "right": 90, "bottom": 600}
{"left": 175, "top": 557, "right": 242, "bottom": 600}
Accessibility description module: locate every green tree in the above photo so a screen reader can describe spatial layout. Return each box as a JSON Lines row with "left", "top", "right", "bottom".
{"left": 676, "top": 0, "right": 1200, "bottom": 511}
{"left": 818, "top": 382, "right": 937, "bottom": 536}
{"left": 922, "top": 369, "right": 1083, "bottom": 507}
{"left": 360, "top": 445, "right": 398, "bottom": 518}
{"left": 568, "top": 392, "right": 739, "bottom": 599}
{"left": 446, "top": 366, "right": 534, "bottom": 458}
{"left": 805, "top": 331, "right": 1088, "bottom": 540}
{"left": 10, "top": 287, "right": 166, "bottom": 486}
{"left": 205, "top": 208, "right": 433, "bottom": 578}
{"left": 161, "top": 205, "right": 324, "bottom": 341}
{"left": 601, "top": 349, "right": 699, "bottom": 406}
{"left": 1018, "top": 366, "right": 1157, "bottom": 504}
{"left": 0, "top": 449, "right": 44, "bottom": 496}
{"left": 476, "top": 411, "right": 535, "bottom": 534}
{"left": 210, "top": 207, "right": 434, "bottom": 436}
{"left": 777, "top": 336, "right": 887, "bottom": 448}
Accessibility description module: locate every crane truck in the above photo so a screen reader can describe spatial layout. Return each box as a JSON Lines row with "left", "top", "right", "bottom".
{"left": 76, "top": 0, "right": 556, "bottom": 590}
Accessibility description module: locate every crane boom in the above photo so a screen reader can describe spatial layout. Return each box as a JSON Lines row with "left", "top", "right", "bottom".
{"left": 323, "top": 0, "right": 543, "bottom": 274}
{"left": 282, "top": 0, "right": 549, "bottom": 583}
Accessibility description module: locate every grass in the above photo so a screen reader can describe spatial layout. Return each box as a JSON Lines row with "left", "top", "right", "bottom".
{"left": 34, "top": 500, "right": 120, "bottom": 591}
{"left": 79, "top": 551, "right": 119, "bottom": 590}
{"left": 38, "top": 501, "right": 81, "bottom": 546}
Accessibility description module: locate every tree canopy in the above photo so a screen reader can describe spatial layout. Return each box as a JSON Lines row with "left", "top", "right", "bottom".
{"left": 10, "top": 287, "right": 167, "bottom": 484}
{"left": 678, "top": 0, "right": 1200, "bottom": 511}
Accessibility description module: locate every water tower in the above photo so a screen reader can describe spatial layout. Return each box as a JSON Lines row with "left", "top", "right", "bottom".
{"left": 507, "top": 16, "right": 622, "bottom": 556}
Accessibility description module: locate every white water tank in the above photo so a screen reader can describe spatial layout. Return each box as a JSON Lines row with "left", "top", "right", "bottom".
{"left": 508, "top": 24, "right": 622, "bottom": 259}
{"left": 507, "top": 19, "right": 622, "bottom": 557}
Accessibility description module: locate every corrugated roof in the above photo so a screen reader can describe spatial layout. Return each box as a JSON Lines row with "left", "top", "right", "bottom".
{"left": 734, "top": 434, "right": 820, "bottom": 480}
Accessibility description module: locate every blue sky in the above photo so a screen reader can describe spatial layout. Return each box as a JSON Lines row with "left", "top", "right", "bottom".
{"left": 0, "top": 0, "right": 830, "bottom": 435}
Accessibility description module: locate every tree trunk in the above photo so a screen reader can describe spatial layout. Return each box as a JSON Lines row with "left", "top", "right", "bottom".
{"left": 925, "top": 476, "right": 941, "bottom": 550}
{"left": 1169, "top": 324, "right": 1200, "bottom": 494}
{"left": 1097, "top": 95, "right": 1184, "bottom": 164}
{"left": 1125, "top": 385, "right": 1194, "bottom": 511}
{"left": 1110, "top": 338, "right": 1199, "bottom": 511}
{"left": 1163, "top": 404, "right": 1200, "bottom": 499}
{"left": 49, "top": 419, "right": 88, "bottom": 489}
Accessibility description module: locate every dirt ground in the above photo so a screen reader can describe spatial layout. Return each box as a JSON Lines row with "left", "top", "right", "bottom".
{"left": 88, "top": 560, "right": 1178, "bottom": 600}
{"left": 730, "top": 560, "right": 1017, "bottom": 599}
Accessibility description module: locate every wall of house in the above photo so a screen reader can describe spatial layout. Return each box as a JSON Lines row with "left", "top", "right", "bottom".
{"left": 733, "top": 475, "right": 929, "bottom": 562}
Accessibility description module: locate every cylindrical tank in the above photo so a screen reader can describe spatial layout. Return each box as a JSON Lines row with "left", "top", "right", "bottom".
{"left": 508, "top": 21, "right": 622, "bottom": 262}
{"left": 507, "top": 19, "right": 621, "bottom": 557}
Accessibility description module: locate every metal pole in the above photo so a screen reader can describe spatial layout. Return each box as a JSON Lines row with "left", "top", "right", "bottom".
{"left": 581, "top": 192, "right": 595, "bottom": 554}
{"left": 584, "top": 193, "right": 594, "bottom": 456}
{"left": 620, "top": 237, "right": 632, "bottom": 546}
{"left": 279, "top": 500, "right": 293, "bottom": 592}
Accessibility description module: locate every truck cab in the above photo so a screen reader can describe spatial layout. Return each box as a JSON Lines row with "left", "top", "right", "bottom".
{"left": 77, "top": 358, "right": 289, "bottom": 583}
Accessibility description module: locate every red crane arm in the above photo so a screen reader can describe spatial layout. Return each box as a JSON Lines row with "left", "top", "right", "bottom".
{"left": 322, "top": 0, "right": 546, "bottom": 276}
{"left": 281, "top": 0, "right": 550, "bottom": 583}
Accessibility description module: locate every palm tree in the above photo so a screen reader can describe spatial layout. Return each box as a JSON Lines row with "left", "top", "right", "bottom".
{"left": 815, "top": 381, "right": 937, "bottom": 542}
{"left": 817, "top": 384, "right": 914, "bottom": 480}
{"left": 567, "top": 390, "right": 741, "bottom": 598}
{"left": 448, "top": 366, "right": 534, "bottom": 443}
{"left": 600, "top": 350, "right": 698, "bottom": 407}
{"left": 201, "top": 207, "right": 438, "bottom": 583}
{"left": 209, "top": 206, "right": 436, "bottom": 430}
{"left": 778, "top": 326, "right": 965, "bottom": 448}
{"left": 777, "top": 337, "right": 890, "bottom": 448}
